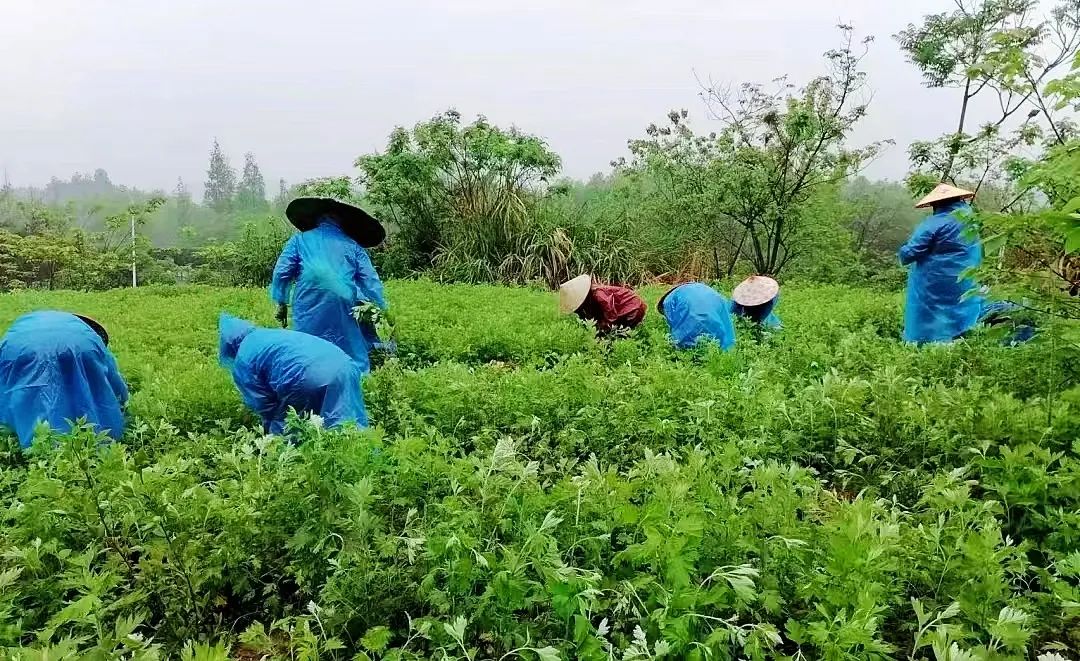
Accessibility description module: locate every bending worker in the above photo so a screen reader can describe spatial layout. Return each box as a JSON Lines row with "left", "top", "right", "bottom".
{"left": 270, "top": 196, "right": 387, "bottom": 373}
{"left": 219, "top": 314, "right": 368, "bottom": 435}
{"left": 659, "top": 282, "right": 736, "bottom": 350}
{"left": 899, "top": 184, "right": 982, "bottom": 344}
{"left": 980, "top": 299, "right": 1036, "bottom": 346}
{"left": 0, "top": 311, "right": 128, "bottom": 448}
{"left": 559, "top": 274, "right": 647, "bottom": 336}
{"left": 732, "top": 275, "right": 782, "bottom": 328}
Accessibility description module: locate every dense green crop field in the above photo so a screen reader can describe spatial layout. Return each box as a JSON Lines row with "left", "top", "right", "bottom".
{"left": 0, "top": 282, "right": 1077, "bottom": 660}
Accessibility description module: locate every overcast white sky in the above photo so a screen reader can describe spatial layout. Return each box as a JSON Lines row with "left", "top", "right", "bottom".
{"left": 2, "top": 0, "right": 965, "bottom": 194}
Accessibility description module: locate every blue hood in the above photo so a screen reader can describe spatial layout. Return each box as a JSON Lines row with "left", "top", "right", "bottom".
{"left": 219, "top": 314, "right": 257, "bottom": 367}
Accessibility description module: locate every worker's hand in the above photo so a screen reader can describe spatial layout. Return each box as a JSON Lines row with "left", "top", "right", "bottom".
{"left": 275, "top": 304, "right": 288, "bottom": 328}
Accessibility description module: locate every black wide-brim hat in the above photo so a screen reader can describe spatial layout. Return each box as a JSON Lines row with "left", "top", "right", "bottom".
{"left": 285, "top": 197, "right": 386, "bottom": 248}
{"left": 657, "top": 283, "right": 686, "bottom": 315}
{"left": 74, "top": 315, "right": 109, "bottom": 346}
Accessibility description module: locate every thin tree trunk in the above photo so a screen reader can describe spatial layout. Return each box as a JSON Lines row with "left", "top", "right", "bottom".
{"left": 727, "top": 230, "right": 748, "bottom": 277}
{"left": 943, "top": 78, "right": 973, "bottom": 182}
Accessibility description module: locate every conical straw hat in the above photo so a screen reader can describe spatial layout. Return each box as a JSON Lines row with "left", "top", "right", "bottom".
{"left": 559, "top": 274, "right": 592, "bottom": 314}
{"left": 914, "top": 183, "right": 975, "bottom": 209}
{"left": 732, "top": 275, "right": 779, "bottom": 307}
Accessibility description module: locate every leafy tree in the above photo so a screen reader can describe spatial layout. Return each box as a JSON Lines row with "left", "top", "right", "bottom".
{"left": 236, "top": 152, "right": 268, "bottom": 211}
{"left": 174, "top": 177, "right": 191, "bottom": 206}
{"left": 843, "top": 178, "right": 926, "bottom": 255}
{"left": 356, "top": 110, "right": 561, "bottom": 273}
{"left": 0, "top": 230, "right": 29, "bottom": 288}
{"left": 0, "top": 186, "right": 13, "bottom": 231}
{"left": 274, "top": 178, "right": 291, "bottom": 208}
{"left": 194, "top": 216, "right": 292, "bottom": 287}
{"left": 193, "top": 175, "right": 308, "bottom": 286}
{"left": 613, "top": 111, "right": 746, "bottom": 279}
{"left": 896, "top": 0, "right": 1080, "bottom": 195}
{"left": 203, "top": 139, "right": 236, "bottom": 212}
{"left": 98, "top": 197, "right": 166, "bottom": 287}
{"left": 34, "top": 169, "right": 131, "bottom": 209}
{"left": 783, "top": 183, "right": 868, "bottom": 283}
{"left": 17, "top": 232, "right": 81, "bottom": 289}
{"left": 174, "top": 177, "right": 193, "bottom": 230}
{"left": 974, "top": 47, "right": 1080, "bottom": 333}
{"left": 628, "top": 26, "right": 887, "bottom": 276}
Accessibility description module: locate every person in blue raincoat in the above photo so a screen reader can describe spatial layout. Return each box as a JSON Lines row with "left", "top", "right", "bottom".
{"left": 658, "top": 282, "right": 736, "bottom": 350}
{"left": 218, "top": 314, "right": 368, "bottom": 435}
{"left": 270, "top": 197, "right": 387, "bottom": 373}
{"left": 0, "top": 311, "right": 128, "bottom": 448}
{"left": 979, "top": 299, "right": 1037, "bottom": 345}
{"left": 899, "top": 184, "right": 983, "bottom": 344}
{"left": 731, "top": 275, "right": 782, "bottom": 329}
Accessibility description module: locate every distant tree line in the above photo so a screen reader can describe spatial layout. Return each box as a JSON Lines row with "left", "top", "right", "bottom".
{"left": 0, "top": 139, "right": 292, "bottom": 291}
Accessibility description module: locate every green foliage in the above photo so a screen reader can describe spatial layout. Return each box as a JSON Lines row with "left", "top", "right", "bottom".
{"left": 625, "top": 26, "right": 889, "bottom": 277}
{"left": 295, "top": 175, "right": 356, "bottom": 201}
{"left": 0, "top": 197, "right": 174, "bottom": 292}
{"left": 0, "top": 281, "right": 1076, "bottom": 659}
{"left": 235, "top": 152, "right": 268, "bottom": 211}
{"left": 978, "top": 139, "right": 1080, "bottom": 326}
{"left": 203, "top": 139, "right": 237, "bottom": 213}
{"left": 843, "top": 177, "right": 925, "bottom": 256}
{"left": 897, "top": 0, "right": 1080, "bottom": 192}
{"left": 192, "top": 214, "right": 293, "bottom": 287}
{"left": 974, "top": 48, "right": 1080, "bottom": 332}
{"left": 357, "top": 109, "right": 562, "bottom": 278}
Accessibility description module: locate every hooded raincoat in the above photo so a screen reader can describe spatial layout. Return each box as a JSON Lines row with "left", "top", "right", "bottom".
{"left": 270, "top": 216, "right": 386, "bottom": 372}
{"left": 0, "top": 311, "right": 128, "bottom": 448}
{"left": 899, "top": 199, "right": 983, "bottom": 343}
{"left": 218, "top": 314, "right": 368, "bottom": 435}
{"left": 662, "top": 283, "right": 736, "bottom": 350}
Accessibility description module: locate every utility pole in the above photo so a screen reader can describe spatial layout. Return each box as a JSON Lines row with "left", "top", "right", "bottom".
{"left": 131, "top": 209, "right": 137, "bottom": 287}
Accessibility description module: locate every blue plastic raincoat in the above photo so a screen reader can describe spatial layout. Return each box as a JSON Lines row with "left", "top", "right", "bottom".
{"left": 899, "top": 200, "right": 983, "bottom": 343}
{"left": 270, "top": 216, "right": 386, "bottom": 372}
{"left": 661, "top": 283, "right": 736, "bottom": 350}
{"left": 980, "top": 300, "right": 1037, "bottom": 345}
{"left": 219, "top": 314, "right": 368, "bottom": 435}
{"left": 0, "top": 311, "right": 128, "bottom": 448}
{"left": 732, "top": 298, "right": 782, "bottom": 329}
{"left": 980, "top": 300, "right": 1020, "bottom": 323}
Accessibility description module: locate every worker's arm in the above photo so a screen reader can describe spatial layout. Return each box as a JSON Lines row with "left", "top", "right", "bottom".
{"left": 103, "top": 351, "right": 130, "bottom": 406}
{"left": 350, "top": 246, "right": 387, "bottom": 309}
{"left": 898, "top": 220, "right": 939, "bottom": 265}
{"left": 269, "top": 236, "right": 301, "bottom": 305}
{"left": 233, "top": 367, "right": 279, "bottom": 428}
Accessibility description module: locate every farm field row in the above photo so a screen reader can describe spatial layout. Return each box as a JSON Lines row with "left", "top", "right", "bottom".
{"left": 0, "top": 281, "right": 1075, "bottom": 659}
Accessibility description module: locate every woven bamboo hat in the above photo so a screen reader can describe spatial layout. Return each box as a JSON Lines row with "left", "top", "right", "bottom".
{"left": 732, "top": 275, "right": 779, "bottom": 307}
{"left": 559, "top": 274, "right": 592, "bottom": 314}
{"left": 914, "top": 184, "right": 975, "bottom": 209}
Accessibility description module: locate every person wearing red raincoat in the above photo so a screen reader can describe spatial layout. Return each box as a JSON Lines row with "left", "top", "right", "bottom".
{"left": 558, "top": 274, "right": 646, "bottom": 336}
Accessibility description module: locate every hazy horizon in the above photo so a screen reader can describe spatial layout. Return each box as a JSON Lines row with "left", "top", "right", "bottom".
{"left": 2, "top": 0, "right": 991, "bottom": 196}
